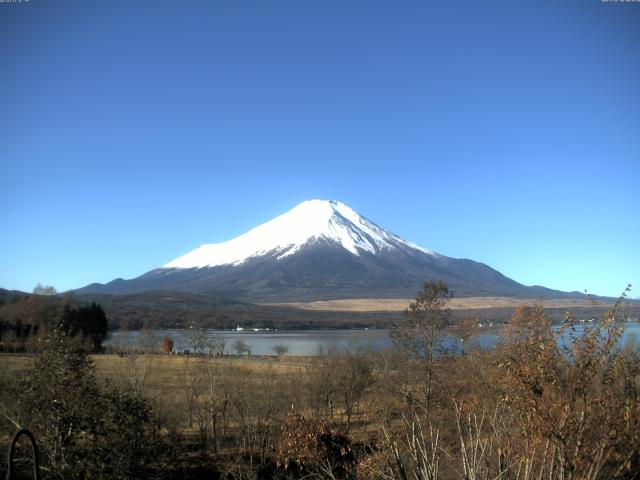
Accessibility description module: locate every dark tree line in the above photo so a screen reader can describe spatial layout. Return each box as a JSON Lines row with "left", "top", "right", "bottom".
{"left": 0, "top": 294, "right": 109, "bottom": 352}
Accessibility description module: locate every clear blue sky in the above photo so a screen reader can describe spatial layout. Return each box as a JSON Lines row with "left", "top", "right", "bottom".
{"left": 1, "top": 0, "right": 638, "bottom": 298}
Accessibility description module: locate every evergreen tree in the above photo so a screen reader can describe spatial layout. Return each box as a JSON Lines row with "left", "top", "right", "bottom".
{"left": 60, "top": 302, "right": 108, "bottom": 352}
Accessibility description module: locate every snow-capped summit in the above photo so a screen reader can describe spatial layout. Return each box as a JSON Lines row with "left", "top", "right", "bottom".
{"left": 163, "top": 200, "right": 435, "bottom": 269}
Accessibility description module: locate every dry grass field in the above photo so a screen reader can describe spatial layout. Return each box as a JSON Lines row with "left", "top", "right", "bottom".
{"left": 267, "top": 295, "right": 617, "bottom": 312}
{"left": 0, "top": 352, "right": 310, "bottom": 377}
{"left": 0, "top": 352, "right": 310, "bottom": 424}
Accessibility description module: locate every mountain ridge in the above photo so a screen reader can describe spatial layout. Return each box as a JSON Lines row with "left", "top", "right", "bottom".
{"left": 77, "top": 200, "right": 587, "bottom": 301}
{"left": 76, "top": 200, "right": 583, "bottom": 303}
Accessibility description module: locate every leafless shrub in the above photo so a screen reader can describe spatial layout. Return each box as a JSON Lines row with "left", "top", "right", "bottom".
{"left": 272, "top": 343, "right": 289, "bottom": 358}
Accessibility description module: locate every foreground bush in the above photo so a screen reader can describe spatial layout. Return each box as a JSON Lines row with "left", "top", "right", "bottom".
{"left": 4, "top": 327, "right": 153, "bottom": 479}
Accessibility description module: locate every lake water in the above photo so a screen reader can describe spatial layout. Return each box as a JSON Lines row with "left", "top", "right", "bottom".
{"left": 106, "top": 322, "right": 640, "bottom": 356}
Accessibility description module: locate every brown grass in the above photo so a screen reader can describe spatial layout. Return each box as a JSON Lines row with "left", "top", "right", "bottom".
{"left": 265, "top": 296, "right": 615, "bottom": 312}
{"left": 1, "top": 353, "right": 310, "bottom": 407}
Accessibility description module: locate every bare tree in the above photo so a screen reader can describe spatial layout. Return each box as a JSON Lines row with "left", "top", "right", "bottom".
{"left": 138, "top": 321, "right": 158, "bottom": 354}
{"left": 180, "top": 356, "right": 202, "bottom": 429}
{"left": 233, "top": 339, "right": 251, "bottom": 356}
{"left": 206, "top": 332, "right": 227, "bottom": 357}
{"left": 272, "top": 344, "right": 288, "bottom": 358}
{"left": 305, "top": 345, "right": 339, "bottom": 420}
{"left": 118, "top": 329, "right": 157, "bottom": 395}
{"left": 458, "top": 318, "right": 477, "bottom": 355}
{"left": 182, "top": 326, "right": 207, "bottom": 355}
{"left": 335, "top": 347, "right": 375, "bottom": 433}
{"left": 194, "top": 359, "right": 233, "bottom": 453}
{"left": 391, "top": 281, "right": 451, "bottom": 410}
{"left": 378, "top": 411, "right": 441, "bottom": 480}
{"left": 230, "top": 365, "right": 291, "bottom": 468}
{"left": 33, "top": 283, "right": 57, "bottom": 296}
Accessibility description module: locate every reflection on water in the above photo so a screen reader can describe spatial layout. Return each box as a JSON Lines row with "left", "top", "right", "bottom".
{"left": 105, "top": 322, "right": 640, "bottom": 356}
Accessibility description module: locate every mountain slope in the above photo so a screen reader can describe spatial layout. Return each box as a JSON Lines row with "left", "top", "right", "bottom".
{"left": 77, "top": 200, "right": 582, "bottom": 301}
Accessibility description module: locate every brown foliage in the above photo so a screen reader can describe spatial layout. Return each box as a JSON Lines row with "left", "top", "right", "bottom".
{"left": 273, "top": 412, "right": 359, "bottom": 479}
{"left": 160, "top": 336, "right": 174, "bottom": 354}
{"left": 493, "top": 289, "right": 640, "bottom": 479}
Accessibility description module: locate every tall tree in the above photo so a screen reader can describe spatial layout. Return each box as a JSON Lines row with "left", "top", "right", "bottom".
{"left": 32, "top": 283, "right": 57, "bottom": 296}
{"left": 391, "top": 280, "right": 451, "bottom": 410}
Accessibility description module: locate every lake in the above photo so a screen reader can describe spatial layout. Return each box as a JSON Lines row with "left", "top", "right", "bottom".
{"left": 106, "top": 322, "right": 640, "bottom": 356}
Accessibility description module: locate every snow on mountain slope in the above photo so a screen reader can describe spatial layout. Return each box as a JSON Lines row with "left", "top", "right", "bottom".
{"left": 163, "top": 200, "right": 436, "bottom": 269}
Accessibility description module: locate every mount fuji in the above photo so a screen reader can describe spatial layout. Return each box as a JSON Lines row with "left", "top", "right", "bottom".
{"left": 78, "top": 200, "right": 578, "bottom": 301}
